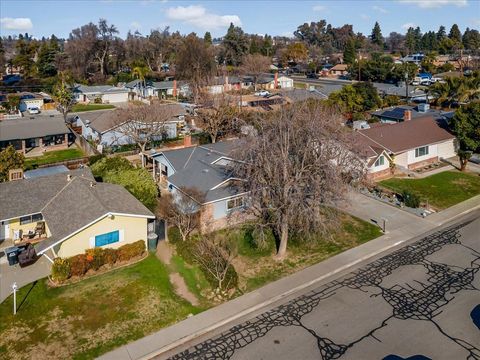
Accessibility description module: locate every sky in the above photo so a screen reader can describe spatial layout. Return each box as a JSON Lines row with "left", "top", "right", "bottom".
{"left": 1, "top": 0, "right": 479, "bottom": 39}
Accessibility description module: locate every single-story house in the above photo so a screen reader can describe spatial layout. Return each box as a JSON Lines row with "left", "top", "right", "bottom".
{"left": 256, "top": 73, "right": 294, "bottom": 90}
{"left": 74, "top": 104, "right": 186, "bottom": 148}
{"left": 124, "top": 80, "right": 190, "bottom": 100}
{"left": 329, "top": 64, "right": 349, "bottom": 77}
{"left": 0, "top": 114, "right": 75, "bottom": 154}
{"left": 372, "top": 83, "right": 427, "bottom": 101}
{"left": 18, "top": 92, "right": 44, "bottom": 112}
{"left": 207, "top": 76, "right": 245, "bottom": 94}
{"left": 371, "top": 104, "right": 453, "bottom": 124}
{"left": 0, "top": 168, "right": 155, "bottom": 261}
{"left": 73, "top": 84, "right": 129, "bottom": 104}
{"left": 152, "top": 139, "right": 248, "bottom": 231}
{"left": 355, "top": 116, "right": 456, "bottom": 180}
{"left": 280, "top": 88, "right": 327, "bottom": 102}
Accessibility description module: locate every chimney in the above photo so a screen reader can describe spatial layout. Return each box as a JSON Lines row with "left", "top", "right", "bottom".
{"left": 173, "top": 80, "right": 177, "bottom": 98}
{"left": 67, "top": 174, "right": 72, "bottom": 181}
{"left": 404, "top": 109, "right": 412, "bottom": 121}
{"left": 184, "top": 134, "right": 192, "bottom": 147}
{"left": 274, "top": 72, "right": 278, "bottom": 89}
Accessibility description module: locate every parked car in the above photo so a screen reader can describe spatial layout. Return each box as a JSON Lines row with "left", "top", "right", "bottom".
{"left": 469, "top": 154, "right": 480, "bottom": 165}
{"left": 254, "top": 90, "right": 270, "bottom": 97}
{"left": 28, "top": 107, "right": 40, "bottom": 114}
{"left": 306, "top": 73, "right": 319, "bottom": 79}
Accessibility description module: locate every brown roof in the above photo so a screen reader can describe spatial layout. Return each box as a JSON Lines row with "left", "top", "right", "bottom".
{"left": 330, "top": 64, "right": 348, "bottom": 71}
{"left": 358, "top": 116, "right": 455, "bottom": 154}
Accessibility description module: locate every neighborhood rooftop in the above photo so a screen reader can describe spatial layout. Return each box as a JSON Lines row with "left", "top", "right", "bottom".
{"left": 0, "top": 114, "right": 70, "bottom": 142}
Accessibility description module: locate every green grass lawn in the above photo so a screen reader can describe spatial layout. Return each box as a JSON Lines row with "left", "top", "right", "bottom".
{"left": 0, "top": 255, "right": 202, "bottom": 360}
{"left": 380, "top": 171, "right": 480, "bottom": 210}
{"left": 24, "top": 148, "right": 85, "bottom": 169}
{"left": 72, "top": 104, "right": 116, "bottom": 112}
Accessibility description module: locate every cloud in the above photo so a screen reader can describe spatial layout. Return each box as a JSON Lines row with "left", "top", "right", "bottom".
{"left": 398, "top": 0, "right": 467, "bottom": 8}
{"left": 402, "top": 22, "right": 417, "bottom": 30}
{"left": 1, "top": 17, "right": 33, "bottom": 30}
{"left": 130, "top": 21, "right": 141, "bottom": 30}
{"left": 360, "top": 14, "right": 370, "bottom": 20}
{"left": 166, "top": 5, "right": 241, "bottom": 30}
{"left": 372, "top": 5, "right": 389, "bottom": 13}
{"left": 312, "top": 5, "right": 326, "bottom": 11}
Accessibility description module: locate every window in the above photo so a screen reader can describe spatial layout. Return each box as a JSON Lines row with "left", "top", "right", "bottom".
{"left": 20, "top": 213, "right": 43, "bottom": 225}
{"left": 161, "top": 164, "right": 168, "bottom": 176}
{"left": 227, "top": 196, "right": 245, "bottom": 211}
{"left": 415, "top": 146, "right": 429, "bottom": 158}
{"left": 95, "top": 230, "right": 119, "bottom": 247}
{"left": 374, "top": 155, "right": 385, "bottom": 167}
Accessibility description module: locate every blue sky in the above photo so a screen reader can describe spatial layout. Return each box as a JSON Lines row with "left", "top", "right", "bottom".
{"left": 1, "top": 0, "right": 479, "bottom": 39}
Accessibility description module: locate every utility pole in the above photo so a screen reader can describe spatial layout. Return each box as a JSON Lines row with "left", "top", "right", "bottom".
{"left": 405, "top": 71, "right": 409, "bottom": 103}
{"left": 12, "top": 282, "right": 18, "bottom": 315}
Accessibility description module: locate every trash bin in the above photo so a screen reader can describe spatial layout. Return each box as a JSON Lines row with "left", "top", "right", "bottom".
{"left": 5, "top": 247, "right": 20, "bottom": 266}
{"left": 147, "top": 232, "right": 158, "bottom": 252}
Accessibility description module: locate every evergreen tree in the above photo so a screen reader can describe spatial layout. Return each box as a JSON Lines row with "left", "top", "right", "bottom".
{"left": 221, "top": 23, "right": 249, "bottom": 66}
{"left": 370, "top": 21, "right": 383, "bottom": 47}
{"left": 343, "top": 38, "right": 356, "bottom": 65}
{"left": 436, "top": 25, "right": 447, "bottom": 40}
{"left": 448, "top": 24, "right": 462, "bottom": 43}
{"left": 204, "top": 31, "right": 212, "bottom": 45}
{"left": 261, "top": 35, "right": 273, "bottom": 57}
{"left": 462, "top": 28, "right": 480, "bottom": 50}
{"left": 405, "top": 27, "right": 416, "bottom": 53}
{"left": 37, "top": 39, "right": 59, "bottom": 77}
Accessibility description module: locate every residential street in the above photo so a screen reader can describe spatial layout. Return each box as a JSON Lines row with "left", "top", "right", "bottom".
{"left": 166, "top": 210, "right": 480, "bottom": 360}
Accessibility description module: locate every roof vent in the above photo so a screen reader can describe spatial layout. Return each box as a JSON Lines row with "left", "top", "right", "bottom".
{"left": 67, "top": 174, "right": 72, "bottom": 181}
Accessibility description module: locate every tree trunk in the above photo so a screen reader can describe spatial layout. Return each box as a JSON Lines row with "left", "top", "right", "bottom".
{"left": 140, "top": 143, "right": 146, "bottom": 167}
{"left": 460, "top": 156, "right": 467, "bottom": 171}
{"left": 211, "top": 134, "right": 217, "bottom": 143}
{"left": 275, "top": 221, "right": 288, "bottom": 260}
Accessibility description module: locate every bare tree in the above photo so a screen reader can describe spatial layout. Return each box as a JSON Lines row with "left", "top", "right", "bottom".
{"left": 239, "top": 54, "right": 271, "bottom": 90}
{"left": 94, "top": 19, "right": 119, "bottom": 76}
{"left": 114, "top": 102, "right": 175, "bottom": 166}
{"left": 157, "top": 187, "right": 204, "bottom": 242}
{"left": 234, "top": 102, "right": 366, "bottom": 259}
{"left": 192, "top": 237, "right": 237, "bottom": 290}
{"left": 196, "top": 93, "right": 238, "bottom": 143}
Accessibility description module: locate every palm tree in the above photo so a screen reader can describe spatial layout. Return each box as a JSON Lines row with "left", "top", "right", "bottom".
{"left": 132, "top": 65, "right": 149, "bottom": 98}
{"left": 430, "top": 76, "right": 465, "bottom": 108}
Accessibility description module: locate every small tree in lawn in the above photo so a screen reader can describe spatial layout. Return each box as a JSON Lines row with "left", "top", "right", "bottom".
{"left": 0, "top": 145, "right": 25, "bottom": 182}
{"left": 196, "top": 93, "right": 238, "bottom": 143}
{"left": 115, "top": 102, "right": 175, "bottom": 166}
{"left": 239, "top": 54, "right": 271, "bottom": 90}
{"left": 157, "top": 187, "right": 204, "bottom": 242}
{"left": 449, "top": 102, "right": 480, "bottom": 171}
{"left": 234, "top": 102, "right": 366, "bottom": 259}
{"left": 53, "top": 72, "right": 75, "bottom": 122}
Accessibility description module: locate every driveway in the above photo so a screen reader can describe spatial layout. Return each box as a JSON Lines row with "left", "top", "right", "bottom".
{"left": 0, "top": 253, "right": 52, "bottom": 303}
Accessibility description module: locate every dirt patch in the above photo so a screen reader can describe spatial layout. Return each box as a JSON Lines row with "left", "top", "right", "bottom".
{"left": 156, "top": 241, "right": 173, "bottom": 265}
{"left": 169, "top": 273, "right": 199, "bottom": 306}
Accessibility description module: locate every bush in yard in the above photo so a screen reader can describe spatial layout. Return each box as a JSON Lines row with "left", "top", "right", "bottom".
{"left": 103, "top": 248, "right": 118, "bottom": 265}
{"left": 88, "top": 154, "right": 105, "bottom": 166}
{"left": 51, "top": 258, "right": 71, "bottom": 282}
{"left": 117, "top": 240, "right": 146, "bottom": 262}
{"left": 85, "top": 248, "right": 105, "bottom": 270}
{"left": 69, "top": 254, "right": 89, "bottom": 277}
{"left": 167, "top": 226, "right": 182, "bottom": 244}
{"left": 402, "top": 190, "right": 421, "bottom": 208}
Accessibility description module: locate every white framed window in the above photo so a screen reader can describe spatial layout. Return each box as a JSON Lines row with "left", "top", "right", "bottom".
{"left": 226, "top": 196, "right": 245, "bottom": 211}
{"left": 374, "top": 155, "right": 385, "bottom": 167}
{"left": 415, "top": 146, "right": 429, "bottom": 158}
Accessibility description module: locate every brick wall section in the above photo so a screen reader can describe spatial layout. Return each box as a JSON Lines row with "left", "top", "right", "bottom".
{"left": 200, "top": 203, "right": 253, "bottom": 233}
{"left": 367, "top": 168, "right": 393, "bottom": 181}
{"left": 408, "top": 156, "right": 438, "bottom": 170}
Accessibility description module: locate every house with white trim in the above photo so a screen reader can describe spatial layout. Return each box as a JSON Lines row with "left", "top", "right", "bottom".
{"left": 151, "top": 139, "right": 248, "bottom": 231}
{"left": 73, "top": 84, "right": 129, "bottom": 104}
{"left": 0, "top": 168, "right": 155, "bottom": 262}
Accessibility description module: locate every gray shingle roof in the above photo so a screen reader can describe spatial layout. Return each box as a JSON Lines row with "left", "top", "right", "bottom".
{"left": 0, "top": 115, "right": 71, "bottom": 141}
{"left": 74, "top": 84, "right": 129, "bottom": 94}
{"left": 74, "top": 109, "right": 122, "bottom": 133}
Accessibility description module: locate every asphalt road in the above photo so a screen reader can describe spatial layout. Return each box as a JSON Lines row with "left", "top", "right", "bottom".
{"left": 167, "top": 211, "right": 480, "bottom": 360}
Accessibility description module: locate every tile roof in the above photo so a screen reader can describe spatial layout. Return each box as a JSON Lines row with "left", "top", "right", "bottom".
{"left": 0, "top": 115, "right": 71, "bottom": 141}
{"left": 358, "top": 116, "right": 455, "bottom": 154}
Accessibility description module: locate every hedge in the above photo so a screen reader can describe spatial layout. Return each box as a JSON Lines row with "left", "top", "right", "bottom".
{"left": 51, "top": 240, "right": 146, "bottom": 283}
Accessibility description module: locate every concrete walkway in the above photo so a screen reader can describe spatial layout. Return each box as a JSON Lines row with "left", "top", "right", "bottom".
{"left": 99, "top": 195, "right": 480, "bottom": 360}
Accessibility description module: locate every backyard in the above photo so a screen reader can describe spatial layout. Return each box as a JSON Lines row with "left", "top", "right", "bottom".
{"left": 24, "top": 147, "right": 85, "bottom": 169}
{"left": 72, "top": 104, "right": 116, "bottom": 112}
{"left": 380, "top": 170, "right": 480, "bottom": 210}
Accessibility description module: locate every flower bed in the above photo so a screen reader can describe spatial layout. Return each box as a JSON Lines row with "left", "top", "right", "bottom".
{"left": 51, "top": 240, "right": 146, "bottom": 284}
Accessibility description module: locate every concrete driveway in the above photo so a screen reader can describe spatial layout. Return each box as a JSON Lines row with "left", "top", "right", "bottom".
{"left": 0, "top": 253, "right": 52, "bottom": 303}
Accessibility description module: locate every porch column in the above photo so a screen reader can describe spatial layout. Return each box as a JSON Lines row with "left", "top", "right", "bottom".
{"left": 152, "top": 159, "right": 156, "bottom": 180}
{"left": 64, "top": 133, "right": 69, "bottom": 147}
{"left": 38, "top": 137, "right": 43, "bottom": 149}
{"left": 21, "top": 139, "right": 26, "bottom": 154}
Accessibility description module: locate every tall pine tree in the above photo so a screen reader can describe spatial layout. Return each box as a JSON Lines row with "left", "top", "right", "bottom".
{"left": 343, "top": 38, "right": 356, "bottom": 65}
{"left": 370, "top": 22, "right": 383, "bottom": 47}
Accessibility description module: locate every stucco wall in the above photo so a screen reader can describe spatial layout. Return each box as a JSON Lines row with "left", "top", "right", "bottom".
{"left": 437, "top": 139, "right": 456, "bottom": 159}
{"left": 56, "top": 215, "right": 148, "bottom": 258}
{"left": 368, "top": 154, "right": 390, "bottom": 174}
{"left": 102, "top": 92, "right": 129, "bottom": 103}
{"left": 8, "top": 217, "right": 51, "bottom": 239}
{"left": 407, "top": 144, "right": 438, "bottom": 164}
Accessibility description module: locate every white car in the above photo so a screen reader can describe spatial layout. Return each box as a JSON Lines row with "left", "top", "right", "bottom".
{"left": 254, "top": 90, "right": 270, "bottom": 97}
{"left": 28, "top": 107, "right": 40, "bottom": 114}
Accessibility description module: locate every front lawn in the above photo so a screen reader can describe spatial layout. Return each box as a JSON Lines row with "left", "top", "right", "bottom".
{"left": 0, "top": 255, "right": 202, "bottom": 360}
{"left": 72, "top": 104, "right": 116, "bottom": 112}
{"left": 380, "top": 171, "right": 480, "bottom": 210}
{"left": 24, "top": 148, "right": 85, "bottom": 169}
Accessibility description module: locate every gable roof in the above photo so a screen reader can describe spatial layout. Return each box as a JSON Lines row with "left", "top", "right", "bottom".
{"left": 330, "top": 64, "right": 348, "bottom": 71}
{"left": 74, "top": 84, "right": 129, "bottom": 94}
{"left": 0, "top": 115, "right": 71, "bottom": 141}
{"left": 358, "top": 116, "right": 455, "bottom": 154}
{"left": 371, "top": 105, "right": 450, "bottom": 121}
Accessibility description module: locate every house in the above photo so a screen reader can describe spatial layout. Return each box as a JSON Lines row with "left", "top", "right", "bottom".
{"left": 74, "top": 104, "right": 187, "bottom": 148}
{"left": 0, "top": 114, "right": 75, "bottom": 154}
{"left": 0, "top": 168, "right": 155, "bottom": 261}
{"left": 371, "top": 104, "right": 453, "bottom": 124}
{"left": 372, "top": 83, "right": 427, "bottom": 101}
{"left": 329, "top": 64, "right": 349, "bottom": 77}
{"left": 355, "top": 116, "right": 456, "bottom": 180}
{"left": 152, "top": 139, "right": 248, "bottom": 231}
{"left": 207, "top": 76, "right": 244, "bottom": 94}
{"left": 237, "top": 94, "right": 285, "bottom": 111}
{"left": 400, "top": 53, "right": 424, "bottom": 65}
{"left": 256, "top": 73, "right": 294, "bottom": 90}
{"left": 73, "top": 84, "right": 129, "bottom": 104}
{"left": 124, "top": 80, "right": 190, "bottom": 100}
{"left": 18, "top": 92, "right": 44, "bottom": 112}
{"left": 280, "top": 88, "right": 327, "bottom": 103}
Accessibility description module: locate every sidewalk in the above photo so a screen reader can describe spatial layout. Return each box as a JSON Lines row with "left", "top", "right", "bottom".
{"left": 99, "top": 194, "right": 480, "bottom": 360}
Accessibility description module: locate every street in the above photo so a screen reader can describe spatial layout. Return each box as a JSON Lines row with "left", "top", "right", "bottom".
{"left": 166, "top": 211, "right": 480, "bottom": 360}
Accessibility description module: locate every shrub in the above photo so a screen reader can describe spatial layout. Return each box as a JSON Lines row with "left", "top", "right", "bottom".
{"left": 402, "top": 190, "right": 421, "bottom": 208}
{"left": 117, "top": 240, "right": 145, "bottom": 262}
{"left": 103, "top": 248, "right": 118, "bottom": 265}
{"left": 69, "top": 254, "right": 89, "bottom": 277}
{"left": 167, "top": 226, "right": 182, "bottom": 244}
{"left": 88, "top": 154, "right": 105, "bottom": 166}
{"left": 85, "top": 248, "right": 105, "bottom": 270}
{"left": 51, "top": 258, "right": 71, "bottom": 282}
